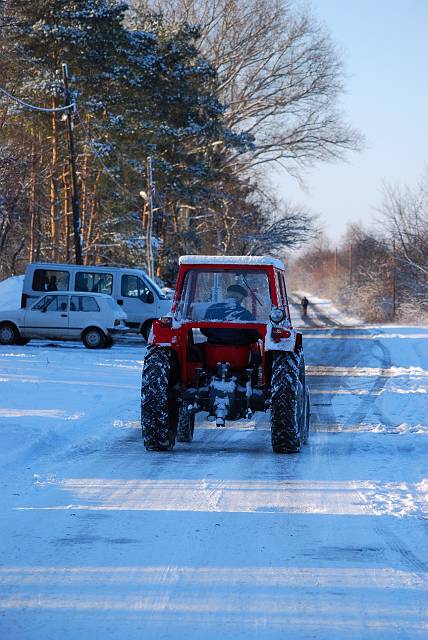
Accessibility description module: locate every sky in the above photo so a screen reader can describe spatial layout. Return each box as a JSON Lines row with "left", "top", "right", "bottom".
{"left": 275, "top": 0, "right": 428, "bottom": 243}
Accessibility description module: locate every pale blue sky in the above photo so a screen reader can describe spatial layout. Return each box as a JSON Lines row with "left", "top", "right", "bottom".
{"left": 276, "top": 0, "right": 428, "bottom": 242}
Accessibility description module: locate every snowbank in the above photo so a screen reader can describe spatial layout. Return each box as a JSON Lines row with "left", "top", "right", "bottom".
{"left": 0, "top": 275, "right": 24, "bottom": 311}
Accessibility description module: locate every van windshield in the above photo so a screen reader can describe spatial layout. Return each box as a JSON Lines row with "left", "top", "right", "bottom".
{"left": 141, "top": 274, "right": 165, "bottom": 299}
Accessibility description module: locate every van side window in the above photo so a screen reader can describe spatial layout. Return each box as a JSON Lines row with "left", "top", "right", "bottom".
{"left": 75, "top": 272, "right": 113, "bottom": 294}
{"left": 32, "top": 269, "right": 69, "bottom": 292}
{"left": 121, "top": 275, "right": 153, "bottom": 302}
{"left": 70, "top": 296, "right": 100, "bottom": 312}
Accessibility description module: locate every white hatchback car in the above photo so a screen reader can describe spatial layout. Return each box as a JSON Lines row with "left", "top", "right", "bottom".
{"left": 0, "top": 292, "right": 128, "bottom": 349}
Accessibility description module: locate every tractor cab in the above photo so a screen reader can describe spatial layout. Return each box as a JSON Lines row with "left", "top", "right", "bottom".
{"left": 141, "top": 256, "right": 310, "bottom": 452}
{"left": 174, "top": 262, "right": 273, "bottom": 380}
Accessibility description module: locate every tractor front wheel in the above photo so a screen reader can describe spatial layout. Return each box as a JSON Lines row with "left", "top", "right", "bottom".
{"left": 270, "top": 351, "right": 305, "bottom": 453}
{"left": 141, "top": 346, "right": 178, "bottom": 451}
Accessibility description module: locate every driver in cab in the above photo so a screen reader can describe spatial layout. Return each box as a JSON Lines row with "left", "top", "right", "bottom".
{"left": 201, "top": 284, "right": 260, "bottom": 345}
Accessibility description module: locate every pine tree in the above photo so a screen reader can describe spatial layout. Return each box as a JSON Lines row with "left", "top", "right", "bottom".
{"left": 1, "top": 1, "right": 250, "bottom": 274}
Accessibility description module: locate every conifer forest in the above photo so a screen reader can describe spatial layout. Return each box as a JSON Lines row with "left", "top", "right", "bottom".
{"left": 0, "top": 0, "right": 359, "bottom": 281}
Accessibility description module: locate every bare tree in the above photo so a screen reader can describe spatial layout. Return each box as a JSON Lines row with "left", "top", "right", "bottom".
{"left": 379, "top": 174, "right": 428, "bottom": 285}
{"left": 130, "top": 0, "right": 362, "bottom": 176}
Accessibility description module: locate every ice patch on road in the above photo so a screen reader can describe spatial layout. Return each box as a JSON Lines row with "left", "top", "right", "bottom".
{"left": 113, "top": 419, "right": 140, "bottom": 429}
{"left": 0, "top": 409, "right": 83, "bottom": 420}
{"left": 308, "top": 365, "right": 428, "bottom": 377}
{"left": 370, "top": 423, "right": 428, "bottom": 435}
{"left": 312, "top": 422, "right": 428, "bottom": 434}
{"left": 358, "top": 480, "right": 428, "bottom": 518}
{"left": 17, "top": 477, "right": 428, "bottom": 519}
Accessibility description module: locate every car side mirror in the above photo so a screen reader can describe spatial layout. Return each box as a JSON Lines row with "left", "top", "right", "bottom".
{"left": 141, "top": 291, "right": 154, "bottom": 304}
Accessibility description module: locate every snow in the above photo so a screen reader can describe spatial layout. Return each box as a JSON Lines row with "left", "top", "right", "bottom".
{"left": 179, "top": 255, "right": 286, "bottom": 269}
{"left": 0, "top": 275, "right": 24, "bottom": 310}
{"left": 0, "top": 292, "right": 427, "bottom": 639}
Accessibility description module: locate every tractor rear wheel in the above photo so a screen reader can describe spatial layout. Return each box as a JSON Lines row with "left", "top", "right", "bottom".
{"left": 176, "top": 403, "right": 195, "bottom": 443}
{"left": 270, "top": 351, "right": 305, "bottom": 453}
{"left": 141, "top": 346, "right": 179, "bottom": 451}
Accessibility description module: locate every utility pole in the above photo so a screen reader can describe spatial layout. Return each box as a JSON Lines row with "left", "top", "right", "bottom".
{"left": 146, "top": 156, "right": 155, "bottom": 278}
{"left": 349, "top": 244, "right": 353, "bottom": 286}
{"left": 334, "top": 247, "right": 338, "bottom": 291}
{"left": 61, "top": 63, "right": 83, "bottom": 265}
{"left": 392, "top": 240, "right": 396, "bottom": 320}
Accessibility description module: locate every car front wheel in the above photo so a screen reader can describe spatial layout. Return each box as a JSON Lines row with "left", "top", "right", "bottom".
{"left": 0, "top": 322, "right": 19, "bottom": 345}
{"left": 82, "top": 327, "right": 106, "bottom": 349}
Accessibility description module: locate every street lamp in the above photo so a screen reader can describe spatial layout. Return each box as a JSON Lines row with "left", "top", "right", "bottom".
{"left": 140, "top": 157, "right": 155, "bottom": 278}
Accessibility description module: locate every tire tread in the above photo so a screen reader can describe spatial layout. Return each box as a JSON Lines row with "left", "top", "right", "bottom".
{"left": 270, "top": 351, "right": 304, "bottom": 453}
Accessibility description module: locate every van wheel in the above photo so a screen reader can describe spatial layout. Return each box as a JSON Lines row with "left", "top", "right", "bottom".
{"left": 0, "top": 322, "right": 19, "bottom": 345}
{"left": 141, "top": 320, "right": 153, "bottom": 341}
{"left": 82, "top": 327, "right": 105, "bottom": 349}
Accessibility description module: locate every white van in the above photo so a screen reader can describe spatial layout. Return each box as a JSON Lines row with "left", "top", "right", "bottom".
{"left": 22, "top": 263, "right": 171, "bottom": 339}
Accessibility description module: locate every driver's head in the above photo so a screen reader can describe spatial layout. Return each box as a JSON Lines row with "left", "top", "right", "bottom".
{"left": 226, "top": 284, "right": 248, "bottom": 303}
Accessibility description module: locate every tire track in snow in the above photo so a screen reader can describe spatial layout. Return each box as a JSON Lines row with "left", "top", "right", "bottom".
{"left": 303, "top": 308, "right": 427, "bottom": 576}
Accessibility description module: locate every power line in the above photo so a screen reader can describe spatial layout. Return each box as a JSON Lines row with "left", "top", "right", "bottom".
{"left": 1, "top": 82, "right": 152, "bottom": 205}
{"left": 0, "top": 85, "right": 74, "bottom": 113}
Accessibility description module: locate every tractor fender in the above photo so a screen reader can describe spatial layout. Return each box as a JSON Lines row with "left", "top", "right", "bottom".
{"left": 264, "top": 324, "right": 301, "bottom": 353}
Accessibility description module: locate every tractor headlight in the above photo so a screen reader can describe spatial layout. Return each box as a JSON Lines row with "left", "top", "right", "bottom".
{"left": 270, "top": 307, "right": 285, "bottom": 324}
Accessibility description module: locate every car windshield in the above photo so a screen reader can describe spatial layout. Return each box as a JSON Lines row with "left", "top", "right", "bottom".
{"left": 176, "top": 269, "right": 272, "bottom": 322}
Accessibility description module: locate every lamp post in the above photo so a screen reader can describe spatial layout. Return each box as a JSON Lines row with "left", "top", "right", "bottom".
{"left": 140, "top": 157, "right": 155, "bottom": 277}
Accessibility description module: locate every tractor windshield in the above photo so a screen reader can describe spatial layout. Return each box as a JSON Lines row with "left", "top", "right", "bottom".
{"left": 176, "top": 269, "right": 272, "bottom": 322}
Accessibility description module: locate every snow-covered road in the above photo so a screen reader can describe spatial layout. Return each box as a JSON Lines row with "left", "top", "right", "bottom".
{"left": 0, "top": 303, "right": 427, "bottom": 639}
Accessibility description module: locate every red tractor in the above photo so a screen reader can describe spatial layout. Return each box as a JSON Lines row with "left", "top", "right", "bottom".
{"left": 141, "top": 256, "right": 310, "bottom": 453}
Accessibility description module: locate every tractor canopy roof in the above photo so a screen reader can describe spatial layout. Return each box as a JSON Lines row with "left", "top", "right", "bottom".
{"left": 179, "top": 255, "right": 285, "bottom": 270}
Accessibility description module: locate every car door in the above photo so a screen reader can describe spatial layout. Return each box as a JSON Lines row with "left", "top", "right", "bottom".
{"left": 24, "top": 294, "right": 70, "bottom": 338}
{"left": 68, "top": 295, "right": 102, "bottom": 336}
{"left": 119, "top": 274, "right": 155, "bottom": 329}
